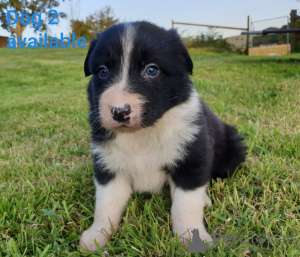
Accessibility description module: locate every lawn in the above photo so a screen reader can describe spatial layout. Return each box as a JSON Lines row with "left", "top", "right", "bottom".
{"left": 0, "top": 47, "right": 299, "bottom": 256}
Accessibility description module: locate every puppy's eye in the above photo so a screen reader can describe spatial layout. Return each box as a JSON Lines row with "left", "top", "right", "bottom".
{"left": 145, "top": 65, "right": 159, "bottom": 77}
{"left": 98, "top": 67, "right": 109, "bottom": 78}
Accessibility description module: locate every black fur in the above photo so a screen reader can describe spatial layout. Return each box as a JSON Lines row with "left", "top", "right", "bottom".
{"left": 84, "top": 21, "right": 247, "bottom": 190}
{"left": 93, "top": 154, "right": 115, "bottom": 185}
{"left": 164, "top": 102, "right": 247, "bottom": 190}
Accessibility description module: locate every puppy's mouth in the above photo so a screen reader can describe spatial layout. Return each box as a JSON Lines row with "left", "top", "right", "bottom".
{"left": 102, "top": 113, "right": 143, "bottom": 132}
{"left": 112, "top": 124, "right": 142, "bottom": 133}
{"left": 99, "top": 85, "right": 146, "bottom": 133}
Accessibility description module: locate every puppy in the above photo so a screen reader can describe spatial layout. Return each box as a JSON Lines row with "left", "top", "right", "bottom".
{"left": 80, "top": 21, "right": 247, "bottom": 251}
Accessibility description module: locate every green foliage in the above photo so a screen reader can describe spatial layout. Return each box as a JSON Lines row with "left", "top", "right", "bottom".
{"left": 86, "top": 6, "right": 119, "bottom": 36}
{"left": 0, "top": 48, "right": 299, "bottom": 256}
{"left": 182, "top": 29, "right": 233, "bottom": 53}
{"left": 71, "top": 19, "right": 93, "bottom": 41}
{"left": 252, "top": 25, "right": 289, "bottom": 47}
{"left": 71, "top": 6, "right": 119, "bottom": 41}
{"left": 0, "top": 0, "right": 67, "bottom": 39}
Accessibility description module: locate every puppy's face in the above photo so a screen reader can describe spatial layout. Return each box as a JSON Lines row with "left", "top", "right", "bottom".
{"left": 85, "top": 22, "right": 193, "bottom": 133}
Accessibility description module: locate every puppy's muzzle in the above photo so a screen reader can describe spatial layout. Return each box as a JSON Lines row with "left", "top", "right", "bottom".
{"left": 111, "top": 104, "right": 131, "bottom": 122}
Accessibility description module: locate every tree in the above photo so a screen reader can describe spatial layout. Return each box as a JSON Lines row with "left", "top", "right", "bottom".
{"left": 71, "top": 6, "right": 119, "bottom": 41}
{"left": 71, "top": 19, "right": 92, "bottom": 41}
{"left": 86, "top": 6, "right": 119, "bottom": 37}
{"left": 0, "top": 0, "right": 67, "bottom": 41}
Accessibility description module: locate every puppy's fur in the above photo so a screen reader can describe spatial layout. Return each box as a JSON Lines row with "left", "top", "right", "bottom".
{"left": 80, "top": 21, "right": 247, "bottom": 251}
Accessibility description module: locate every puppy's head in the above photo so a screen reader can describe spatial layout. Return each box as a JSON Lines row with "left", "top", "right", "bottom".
{"left": 85, "top": 21, "right": 193, "bottom": 133}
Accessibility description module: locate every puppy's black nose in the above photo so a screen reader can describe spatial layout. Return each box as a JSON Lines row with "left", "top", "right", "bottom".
{"left": 111, "top": 104, "right": 131, "bottom": 122}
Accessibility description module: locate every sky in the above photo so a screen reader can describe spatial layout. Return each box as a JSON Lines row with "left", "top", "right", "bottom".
{"left": 1, "top": 0, "right": 299, "bottom": 40}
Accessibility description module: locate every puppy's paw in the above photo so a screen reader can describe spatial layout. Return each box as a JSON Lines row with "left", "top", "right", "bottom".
{"left": 175, "top": 225, "right": 213, "bottom": 245}
{"left": 198, "top": 228, "right": 213, "bottom": 243}
{"left": 80, "top": 227, "right": 108, "bottom": 251}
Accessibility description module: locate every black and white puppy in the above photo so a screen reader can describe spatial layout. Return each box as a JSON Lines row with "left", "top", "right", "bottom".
{"left": 80, "top": 21, "right": 247, "bottom": 251}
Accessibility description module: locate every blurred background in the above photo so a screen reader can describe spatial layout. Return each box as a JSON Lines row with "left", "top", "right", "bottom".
{"left": 1, "top": 0, "right": 300, "bottom": 55}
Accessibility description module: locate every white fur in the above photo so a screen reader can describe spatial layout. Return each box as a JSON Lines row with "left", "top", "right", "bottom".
{"left": 110, "top": 24, "right": 135, "bottom": 90}
{"left": 92, "top": 89, "right": 201, "bottom": 194}
{"left": 83, "top": 90, "right": 211, "bottom": 250}
{"left": 170, "top": 182, "right": 213, "bottom": 243}
{"left": 98, "top": 25, "right": 145, "bottom": 130}
{"left": 121, "top": 25, "right": 135, "bottom": 87}
{"left": 81, "top": 24, "right": 210, "bottom": 251}
{"left": 80, "top": 175, "right": 132, "bottom": 251}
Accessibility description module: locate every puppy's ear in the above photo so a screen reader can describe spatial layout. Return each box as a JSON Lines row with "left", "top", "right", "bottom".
{"left": 168, "top": 29, "right": 193, "bottom": 75}
{"left": 84, "top": 38, "right": 98, "bottom": 77}
{"left": 180, "top": 43, "right": 193, "bottom": 75}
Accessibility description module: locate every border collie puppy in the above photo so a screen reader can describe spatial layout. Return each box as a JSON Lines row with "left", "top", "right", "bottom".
{"left": 80, "top": 21, "right": 247, "bottom": 251}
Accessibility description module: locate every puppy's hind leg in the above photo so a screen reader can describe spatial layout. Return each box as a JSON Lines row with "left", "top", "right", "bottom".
{"left": 211, "top": 124, "right": 247, "bottom": 180}
{"left": 171, "top": 184, "right": 213, "bottom": 243}
{"left": 80, "top": 175, "right": 132, "bottom": 251}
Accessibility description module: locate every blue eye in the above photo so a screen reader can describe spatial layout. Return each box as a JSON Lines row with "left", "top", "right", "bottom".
{"left": 98, "top": 67, "right": 109, "bottom": 78}
{"left": 145, "top": 65, "right": 159, "bottom": 76}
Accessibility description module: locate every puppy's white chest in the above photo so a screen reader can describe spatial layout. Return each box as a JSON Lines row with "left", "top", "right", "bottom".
{"left": 93, "top": 91, "right": 201, "bottom": 193}
{"left": 97, "top": 131, "right": 173, "bottom": 194}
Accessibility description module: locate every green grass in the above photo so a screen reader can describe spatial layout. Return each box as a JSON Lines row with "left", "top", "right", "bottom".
{"left": 0, "top": 47, "right": 299, "bottom": 256}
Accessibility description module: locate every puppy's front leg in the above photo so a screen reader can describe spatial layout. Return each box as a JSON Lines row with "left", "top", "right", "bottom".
{"left": 80, "top": 175, "right": 132, "bottom": 251}
{"left": 171, "top": 184, "right": 213, "bottom": 243}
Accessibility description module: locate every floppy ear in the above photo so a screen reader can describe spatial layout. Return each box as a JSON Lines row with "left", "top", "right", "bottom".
{"left": 168, "top": 29, "right": 193, "bottom": 75}
{"left": 180, "top": 42, "right": 193, "bottom": 75}
{"left": 84, "top": 38, "right": 98, "bottom": 77}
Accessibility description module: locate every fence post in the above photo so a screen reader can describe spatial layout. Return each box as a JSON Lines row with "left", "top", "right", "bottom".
{"left": 287, "top": 16, "right": 290, "bottom": 55}
{"left": 246, "top": 15, "right": 250, "bottom": 55}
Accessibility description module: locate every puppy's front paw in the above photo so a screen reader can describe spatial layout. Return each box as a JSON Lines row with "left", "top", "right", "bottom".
{"left": 80, "top": 227, "right": 108, "bottom": 251}
{"left": 175, "top": 225, "right": 213, "bottom": 245}
{"left": 198, "top": 228, "right": 213, "bottom": 243}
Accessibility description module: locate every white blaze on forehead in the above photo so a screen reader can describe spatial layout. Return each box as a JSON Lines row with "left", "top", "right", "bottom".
{"left": 98, "top": 24, "right": 144, "bottom": 130}
{"left": 118, "top": 24, "right": 135, "bottom": 91}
